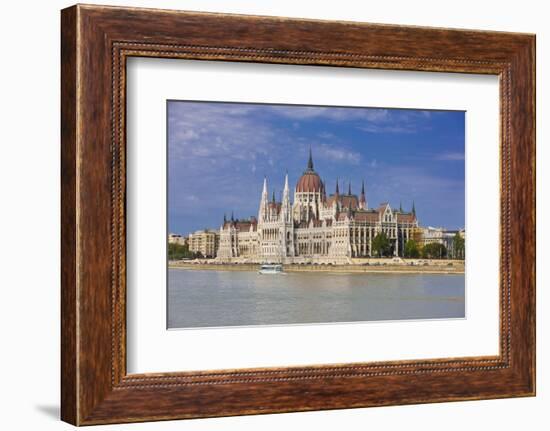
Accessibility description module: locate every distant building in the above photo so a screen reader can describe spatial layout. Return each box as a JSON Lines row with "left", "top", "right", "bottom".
{"left": 419, "top": 227, "right": 465, "bottom": 258}
{"left": 168, "top": 233, "right": 187, "bottom": 246}
{"left": 188, "top": 229, "right": 220, "bottom": 258}
{"left": 216, "top": 150, "right": 422, "bottom": 263}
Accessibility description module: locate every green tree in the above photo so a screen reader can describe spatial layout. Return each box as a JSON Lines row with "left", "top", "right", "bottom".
{"left": 453, "top": 232, "right": 465, "bottom": 260}
{"left": 372, "top": 232, "right": 391, "bottom": 257}
{"left": 404, "top": 239, "right": 420, "bottom": 258}
{"left": 168, "top": 242, "right": 197, "bottom": 260}
{"left": 422, "top": 242, "right": 447, "bottom": 259}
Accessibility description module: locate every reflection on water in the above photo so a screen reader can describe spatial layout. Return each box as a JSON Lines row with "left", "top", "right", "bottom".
{"left": 167, "top": 269, "right": 465, "bottom": 329}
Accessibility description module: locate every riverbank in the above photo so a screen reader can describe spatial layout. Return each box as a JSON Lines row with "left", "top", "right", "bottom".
{"left": 169, "top": 261, "right": 465, "bottom": 275}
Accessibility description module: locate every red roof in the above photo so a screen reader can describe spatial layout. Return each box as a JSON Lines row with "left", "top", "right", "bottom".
{"left": 326, "top": 195, "right": 338, "bottom": 207}
{"left": 325, "top": 194, "right": 358, "bottom": 209}
{"left": 396, "top": 213, "right": 416, "bottom": 223}
{"left": 235, "top": 221, "right": 257, "bottom": 232}
{"left": 296, "top": 171, "right": 323, "bottom": 193}
{"left": 353, "top": 211, "right": 379, "bottom": 222}
{"left": 340, "top": 195, "right": 359, "bottom": 209}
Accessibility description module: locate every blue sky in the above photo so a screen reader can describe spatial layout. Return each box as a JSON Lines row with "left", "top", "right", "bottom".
{"left": 168, "top": 101, "right": 465, "bottom": 235}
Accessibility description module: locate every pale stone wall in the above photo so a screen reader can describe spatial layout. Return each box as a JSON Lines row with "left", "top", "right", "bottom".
{"left": 188, "top": 230, "right": 219, "bottom": 258}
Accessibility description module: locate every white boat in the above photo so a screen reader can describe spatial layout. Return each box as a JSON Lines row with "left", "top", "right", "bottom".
{"left": 258, "top": 264, "right": 284, "bottom": 275}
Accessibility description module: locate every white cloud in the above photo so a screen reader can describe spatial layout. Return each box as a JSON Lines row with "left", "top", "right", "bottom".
{"left": 318, "top": 131, "right": 336, "bottom": 140}
{"left": 436, "top": 152, "right": 465, "bottom": 161}
{"left": 316, "top": 143, "right": 361, "bottom": 165}
{"left": 357, "top": 109, "right": 435, "bottom": 134}
{"left": 358, "top": 124, "right": 417, "bottom": 134}
{"left": 270, "top": 105, "right": 389, "bottom": 122}
{"left": 168, "top": 102, "right": 276, "bottom": 163}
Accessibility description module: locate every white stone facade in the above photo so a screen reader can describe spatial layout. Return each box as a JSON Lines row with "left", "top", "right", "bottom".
{"left": 216, "top": 151, "right": 419, "bottom": 264}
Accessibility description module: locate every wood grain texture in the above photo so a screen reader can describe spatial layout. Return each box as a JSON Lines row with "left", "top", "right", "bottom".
{"left": 60, "top": 5, "right": 78, "bottom": 425}
{"left": 60, "top": 4, "right": 536, "bottom": 425}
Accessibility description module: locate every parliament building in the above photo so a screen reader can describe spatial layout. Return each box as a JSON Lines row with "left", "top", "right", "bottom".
{"left": 216, "top": 150, "right": 419, "bottom": 263}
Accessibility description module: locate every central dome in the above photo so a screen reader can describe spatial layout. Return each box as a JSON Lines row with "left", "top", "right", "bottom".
{"left": 296, "top": 171, "right": 322, "bottom": 193}
{"left": 295, "top": 148, "right": 323, "bottom": 193}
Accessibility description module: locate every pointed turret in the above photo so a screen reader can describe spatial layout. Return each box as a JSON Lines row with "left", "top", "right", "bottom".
{"left": 262, "top": 176, "right": 268, "bottom": 198}
{"left": 307, "top": 146, "right": 314, "bottom": 171}
{"left": 331, "top": 178, "right": 340, "bottom": 210}
{"left": 258, "top": 176, "right": 269, "bottom": 223}
{"left": 282, "top": 172, "right": 291, "bottom": 223}
{"left": 223, "top": 213, "right": 227, "bottom": 223}
{"left": 272, "top": 190, "right": 276, "bottom": 203}
{"left": 412, "top": 201, "right": 416, "bottom": 217}
{"left": 348, "top": 181, "right": 352, "bottom": 196}
{"left": 231, "top": 211, "right": 234, "bottom": 222}
{"left": 399, "top": 201, "right": 403, "bottom": 212}
{"left": 359, "top": 180, "right": 367, "bottom": 209}
{"left": 283, "top": 172, "right": 289, "bottom": 194}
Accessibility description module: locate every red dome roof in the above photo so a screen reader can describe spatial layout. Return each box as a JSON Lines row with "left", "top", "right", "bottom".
{"left": 296, "top": 171, "right": 323, "bottom": 193}
{"left": 295, "top": 148, "right": 324, "bottom": 193}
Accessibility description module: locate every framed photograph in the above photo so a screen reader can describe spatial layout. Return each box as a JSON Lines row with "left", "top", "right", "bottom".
{"left": 61, "top": 4, "right": 535, "bottom": 425}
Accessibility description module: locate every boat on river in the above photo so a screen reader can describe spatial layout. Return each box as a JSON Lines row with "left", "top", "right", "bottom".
{"left": 258, "top": 264, "right": 284, "bottom": 275}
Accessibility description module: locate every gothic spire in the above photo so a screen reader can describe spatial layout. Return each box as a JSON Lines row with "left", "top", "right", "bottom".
{"left": 282, "top": 172, "right": 291, "bottom": 222}
{"left": 335, "top": 178, "right": 340, "bottom": 196}
{"left": 272, "top": 190, "right": 276, "bottom": 203}
{"left": 231, "top": 211, "right": 234, "bottom": 222}
{"left": 258, "top": 176, "right": 269, "bottom": 223}
{"left": 412, "top": 201, "right": 416, "bottom": 216}
{"left": 307, "top": 146, "right": 314, "bottom": 171}
{"left": 261, "top": 176, "right": 268, "bottom": 197}
{"left": 399, "top": 201, "right": 403, "bottom": 212}
{"left": 223, "top": 213, "right": 227, "bottom": 223}
{"left": 359, "top": 179, "right": 366, "bottom": 209}
{"left": 348, "top": 181, "right": 352, "bottom": 196}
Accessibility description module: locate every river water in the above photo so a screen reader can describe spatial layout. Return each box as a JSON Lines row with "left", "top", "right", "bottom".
{"left": 167, "top": 269, "right": 465, "bottom": 329}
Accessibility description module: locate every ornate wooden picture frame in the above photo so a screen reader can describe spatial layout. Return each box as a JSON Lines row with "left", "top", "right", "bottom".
{"left": 61, "top": 4, "right": 535, "bottom": 425}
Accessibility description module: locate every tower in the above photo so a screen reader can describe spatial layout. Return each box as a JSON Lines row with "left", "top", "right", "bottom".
{"left": 258, "top": 176, "right": 268, "bottom": 223}
{"left": 307, "top": 146, "right": 314, "bottom": 171}
{"left": 281, "top": 172, "right": 292, "bottom": 223}
{"left": 359, "top": 180, "right": 367, "bottom": 209}
{"left": 293, "top": 149, "right": 323, "bottom": 223}
{"left": 335, "top": 178, "right": 340, "bottom": 200}
{"left": 280, "top": 172, "right": 295, "bottom": 258}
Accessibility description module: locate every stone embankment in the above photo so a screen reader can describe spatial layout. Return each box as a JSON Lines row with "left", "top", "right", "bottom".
{"left": 169, "top": 259, "right": 465, "bottom": 274}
